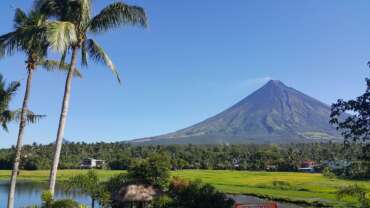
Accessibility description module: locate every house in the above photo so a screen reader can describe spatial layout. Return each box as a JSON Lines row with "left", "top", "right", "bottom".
{"left": 298, "top": 160, "right": 316, "bottom": 173}
{"left": 80, "top": 158, "right": 105, "bottom": 169}
{"left": 323, "top": 160, "right": 352, "bottom": 170}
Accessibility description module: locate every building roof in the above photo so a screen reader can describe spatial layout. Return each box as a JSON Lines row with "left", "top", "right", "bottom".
{"left": 117, "top": 184, "right": 162, "bottom": 202}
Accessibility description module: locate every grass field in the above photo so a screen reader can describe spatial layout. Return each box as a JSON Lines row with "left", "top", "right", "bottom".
{"left": 0, "top": 170, "right": 368, "bottom": 207}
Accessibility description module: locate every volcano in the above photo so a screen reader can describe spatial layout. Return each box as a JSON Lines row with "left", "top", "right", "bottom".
{"left": 133, "top": 80, "right": 341, "bottom": 144}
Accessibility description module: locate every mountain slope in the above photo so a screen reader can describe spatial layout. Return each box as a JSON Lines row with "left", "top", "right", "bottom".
{"left": 133, "top": 80, "right": 340, "bottom": 144}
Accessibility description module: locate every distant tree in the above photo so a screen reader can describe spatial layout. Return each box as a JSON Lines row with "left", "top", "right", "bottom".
{"left": 128, "top": 152, "right": 171, "bottom": 188}
{"left": 330, "top": 71, "right": 370, "bottom": 157}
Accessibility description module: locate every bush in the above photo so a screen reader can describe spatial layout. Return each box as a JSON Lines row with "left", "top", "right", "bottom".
{"left": 322, "top": 167, "right": 336, "bottom": 179}
{"left": 127, "top": 152, "right": 171, "bottom": 188}
{"left": 271, "top": 180, "right": 293, "bottom": 190}
{"left": 27, "top": 191, "right": 86, "bottom": 208}
{"left": 152, "top": 195, "right": 174, "bottom": 208}
{"left": 168, "top": 178, "right": 234, "bottom": 208}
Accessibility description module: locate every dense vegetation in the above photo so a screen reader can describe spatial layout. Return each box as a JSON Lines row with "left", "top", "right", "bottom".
{"left": 0, "top": 169, "right": 368, "bottom": 207}
{"left": 0, "top": 142, "right": 368, "bottom": 179}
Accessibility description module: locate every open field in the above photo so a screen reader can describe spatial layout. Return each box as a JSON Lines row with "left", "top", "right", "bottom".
{"left": 0, "top": 170, "right": 368, "bottom": 207}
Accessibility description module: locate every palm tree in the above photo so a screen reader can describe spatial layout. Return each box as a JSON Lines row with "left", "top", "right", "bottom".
{"left": 63, "top": 170, "right": 110, "bottom": 208}
{"left": 0, "top": 8, "right": 78, "bottom": 208}
{"left": 0, "top": 75, "right": 21, "bottom": 131}
{"left": 35, "top": 0, "right": 147, "bottom": 194}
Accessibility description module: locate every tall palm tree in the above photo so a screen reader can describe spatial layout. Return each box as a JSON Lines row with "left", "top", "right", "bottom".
{"left": 35, "top": 0, "right": 147, "bottom": 194}
{"left": 0, "top": 8, "right": 77, "bottom": 208}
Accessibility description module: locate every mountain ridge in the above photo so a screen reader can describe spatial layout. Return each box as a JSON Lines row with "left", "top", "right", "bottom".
{"left": 132, "top": 80, "right": 341, "bottom": 144}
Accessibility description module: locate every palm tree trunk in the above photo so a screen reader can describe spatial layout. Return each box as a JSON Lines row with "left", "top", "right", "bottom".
{"left": 7, "top": 68, "right": 34, "bottom": 208}
{"left": 48, "top": 46, "right": 78, "bottom": 194}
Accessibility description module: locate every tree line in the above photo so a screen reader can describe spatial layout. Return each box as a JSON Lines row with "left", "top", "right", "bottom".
{"left": 0, "top": 142, "right": 368, "bottom": 178}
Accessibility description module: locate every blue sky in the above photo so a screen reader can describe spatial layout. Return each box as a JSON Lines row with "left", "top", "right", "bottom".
{"left": 0, "top": 0, "right": 369, "bottom": 148}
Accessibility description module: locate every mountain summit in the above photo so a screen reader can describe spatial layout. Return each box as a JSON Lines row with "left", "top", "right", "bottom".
{"left": 133, "top": 80, "right": 340, "bottom": 144}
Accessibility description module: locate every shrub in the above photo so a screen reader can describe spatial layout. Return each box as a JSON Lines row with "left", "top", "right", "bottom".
{"left": 322, "top": 167, "right": 336, "bottom": 179}
{"left": 128, "top": 152, "right": 171, "bottom": 188}
{"left": 169, "top": 178, "right": 234, "bottom": 208}
{"left": 272, "top": 180, "right": 292, "bottom": 190}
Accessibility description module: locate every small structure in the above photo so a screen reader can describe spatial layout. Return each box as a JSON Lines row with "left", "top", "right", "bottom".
{"left": 266, "top": 165, "right": 278, "bottom": 171}
{"left": 298, "top": 160, "right": 316, "bottom": 173}
{"left": 80, "top": 158, "right": 105, "bottom": 169}
{"left": 323, "top": 160, "right": 352, "bottom": 170}
{"left": 115, "top": 183, "right": 162, "bottom": 208}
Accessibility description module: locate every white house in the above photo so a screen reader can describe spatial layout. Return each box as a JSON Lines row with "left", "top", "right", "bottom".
{"left": 80, "top": 158, "right": 105, "bottom": 169}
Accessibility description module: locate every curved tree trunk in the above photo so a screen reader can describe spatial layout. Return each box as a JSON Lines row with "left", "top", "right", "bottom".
{"left": 7, "top": 68, "right": 34, "bottom": 208}
{"left": 48, "top": 46, "right": 78, "bottom": 194}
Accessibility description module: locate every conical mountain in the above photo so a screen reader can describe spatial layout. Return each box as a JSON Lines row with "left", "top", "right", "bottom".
{"left": 134, "top": 80, "right": 340, "bottom": 144}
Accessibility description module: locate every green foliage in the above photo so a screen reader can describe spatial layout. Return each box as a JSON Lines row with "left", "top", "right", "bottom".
{"left": 35, "top": 0, "right": 147, "bottom": 82}
{"left": 127, "top": 152, "right": 171, "bottom": 188}
{"left": 271, "top": 180, "right": 293, "bottom": 190}
{"left": 50, "top": 199, "right": 80, "bottom": 208}
{"left": 1, "top": 142, "right": 368, "bottom": 180}
{"left": 337, "top": 184, "right": 370, "bottom": 208}
{"left": 0, "top": 74, "right": 20, "bottom": 131}
{"left": 63, "top": 170, "right": 110, "bottom": 208}
{"left": 152, "top": 195, "right": 174, "bottom": 208}
{"left": 322, "top": 167, "right": 336, "bottom": 179}
{"left": 28, "top": 191, "right": 86, "bottom": 208}
{"left": 41, "top": 191, "right": 53, "bottom": 207}
{"left": 330, "top": 71, "right": 370, "bottom": 158}
{"left": 168, "top": 178, "right": 234, "bottom": 208}
{"left": 103, "top": 173, "right": 128, "bottom": 195}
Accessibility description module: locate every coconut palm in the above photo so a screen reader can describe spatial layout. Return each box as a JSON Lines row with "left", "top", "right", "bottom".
{"left": 0, "top": 75, "right": 21, "bottom": 131}
{"left": 34, "top": 0, "right": 147, "bottom": 194}
{"left": 0, "top": 8, "right": 78, "bottom": 208}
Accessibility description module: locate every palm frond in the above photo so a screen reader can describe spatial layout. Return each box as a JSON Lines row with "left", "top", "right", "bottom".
{"left": 47, "top": 21, "right": 77, "bottom": 52}
{"left": 33, "top": 0, "right": 65, "bottom": 19}
{"left": 89, "top": 2, "right": 147, "bottom": 33}
{"left": 80, "top": 0, "right": 92, "bottom": 29}
{"left": 81, "top": 41, "right": 88, "bottom": 67}
{"left": 12, "top": 109, "right": 46, "bottom": 124}
{"left": 40, "top": 60, "right": 83, "bottom": 78}
{"left": 14, "top": 8, "right": 28, "bottom": 28}
{"left": 1, "top": 9, "right": 48, "bottom": 57}
{"left": 59, "top": 48, "right": 68, "bottom": 68}
{"left": 0, "top": 31, "right": 21, "bottom": 56}
{"left": 0, "top": 110, "right": 13, "bottom": 132}
{"left": 84, "top": 39, "right": 121, "bottom": 83}
{"left": 6, "top": 81, "right": 21, "bottom": 99}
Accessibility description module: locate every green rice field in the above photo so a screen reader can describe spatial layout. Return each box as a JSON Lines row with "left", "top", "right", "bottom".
{"left": 0, "top": 170, "right": 368, "bottom": 207}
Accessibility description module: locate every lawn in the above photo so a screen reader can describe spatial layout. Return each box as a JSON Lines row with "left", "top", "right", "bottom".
{"left": 0, "top": 170, "right": 368, "bottom": 207}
